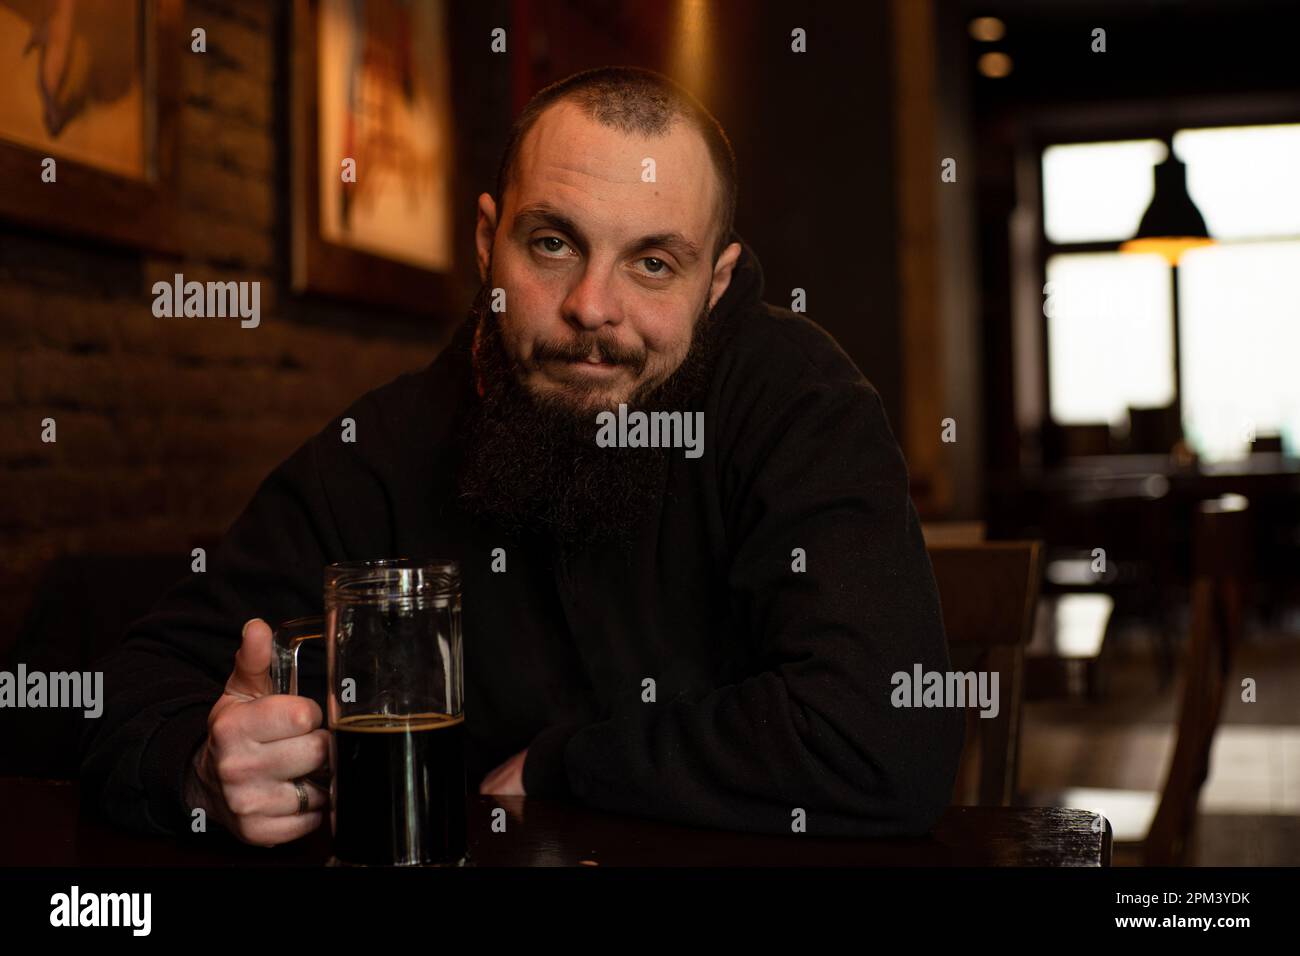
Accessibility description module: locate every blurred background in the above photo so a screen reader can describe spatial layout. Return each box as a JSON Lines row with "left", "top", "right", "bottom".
{"left": 1, "top": 0, "right": 1297, "bottom": 864}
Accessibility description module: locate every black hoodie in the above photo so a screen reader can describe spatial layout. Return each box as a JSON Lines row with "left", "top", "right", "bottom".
{"left": 79, "top": 232, "right": 964, "bottom": 840}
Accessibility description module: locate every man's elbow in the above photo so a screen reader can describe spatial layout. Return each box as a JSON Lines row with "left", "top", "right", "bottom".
{"left": 890, "top": 792, "right": 951, "bottom": 837}
{"left": 795, "top": 698, "right": 965, "bottom": 836}
{"left": 880, "top": 709, "right": 966, "bottom": 835}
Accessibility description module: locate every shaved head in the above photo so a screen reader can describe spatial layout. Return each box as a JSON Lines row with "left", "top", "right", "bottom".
{"left": 494, "top": 66, "right": 737, "bottom": 264}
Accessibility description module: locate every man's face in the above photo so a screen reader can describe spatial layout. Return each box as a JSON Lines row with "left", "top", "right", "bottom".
{"left": 474, "top": 100, "right": 738, "bottom": 414}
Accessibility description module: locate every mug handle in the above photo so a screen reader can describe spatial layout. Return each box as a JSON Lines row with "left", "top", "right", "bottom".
{"left": 271, "top": 615, "right": 326, "bottom": 696}
{"left": 270, "top": 615, "right": 332, "bottom": 792}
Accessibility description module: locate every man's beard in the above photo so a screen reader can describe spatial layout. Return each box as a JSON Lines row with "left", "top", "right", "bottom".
{"left": 454, "top": 266, "right": 724, "bottom": 552}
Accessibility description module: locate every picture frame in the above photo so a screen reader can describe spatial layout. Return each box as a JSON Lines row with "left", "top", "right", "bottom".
{"left": 290, "top": 0, "right": 463, "bottom": 315}
{"left": 0, "top": 0, "right": 183, "bottom": 253}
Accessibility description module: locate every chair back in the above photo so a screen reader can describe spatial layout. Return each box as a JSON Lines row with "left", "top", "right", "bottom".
{"left": 1144, "top": 495, "right": 1251, "bottom": 865}
{"left": 928, "top": 541, "right": 1043, "bottom": 806}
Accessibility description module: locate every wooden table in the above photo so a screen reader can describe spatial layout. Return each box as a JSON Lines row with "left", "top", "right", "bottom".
{"left": 0, "top": 777, "right": 1109, "bottom": 867}
{"left": 1027, "top": 593, "right": 1115, "bottom": 698}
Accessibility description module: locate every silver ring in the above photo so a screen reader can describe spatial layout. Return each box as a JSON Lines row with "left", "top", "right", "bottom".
{"left": 293, "top": 778, "right": 310, "bottom": 815}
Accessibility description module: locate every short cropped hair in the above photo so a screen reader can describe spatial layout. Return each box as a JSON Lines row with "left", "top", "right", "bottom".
{"left": 493, "top": 66, "right": 738, "bottom": 264}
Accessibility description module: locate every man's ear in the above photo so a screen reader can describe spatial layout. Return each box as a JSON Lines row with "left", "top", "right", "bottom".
{"left": 475, "top": 193, "right": 499, "bottom": 283}
{"left": 707, "top": 241, "right": 742, "bottom": 312}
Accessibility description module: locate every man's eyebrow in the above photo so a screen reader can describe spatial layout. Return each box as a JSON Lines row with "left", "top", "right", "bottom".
{"left": 512, "top": 203, "right": 582, "bottom": 239}
{"left": 512, "top": 202, "right": 702, "bottom": 267}
{"left": 634, "top": 230, "right": 701, "bottom": 266}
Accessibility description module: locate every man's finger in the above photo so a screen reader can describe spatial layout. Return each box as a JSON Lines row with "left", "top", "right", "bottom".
{"left": 238, "top": 811, "right": 325, "bottom": 848}
{"left": 257, "top": 728, "right": 330, "bottom": 780}
{"left": 231, "top": 693, "right": 323, "bottom": 744}
{"left": 268, "top": 777, "right": 330, "bottom": 818}
{"left": 227, "top": 618, "right": 274, "bottom": 699}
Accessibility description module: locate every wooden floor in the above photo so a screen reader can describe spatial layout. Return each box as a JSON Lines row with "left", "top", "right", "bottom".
{"left": 1018, "top": 612, "right": 1300, "bottom": 866}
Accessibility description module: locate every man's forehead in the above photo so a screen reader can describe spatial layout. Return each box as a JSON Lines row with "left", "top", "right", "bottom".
{"left": 511, "top": 101, "right": 717, "bottom": 246}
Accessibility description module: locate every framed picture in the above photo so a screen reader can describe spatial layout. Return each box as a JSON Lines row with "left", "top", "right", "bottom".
{"left": 291, "top": 0, "right": 462, "bottom": 314}
{"left": 0, "top": 0, "right": 183, "bottom": 252}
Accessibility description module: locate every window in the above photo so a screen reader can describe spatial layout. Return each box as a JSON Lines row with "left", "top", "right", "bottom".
{"left": 1044, "top": 252, "right": 1174, "bottom": 426}
{"left": 1039, "top": 124, "right": 1300, "bottom": 460}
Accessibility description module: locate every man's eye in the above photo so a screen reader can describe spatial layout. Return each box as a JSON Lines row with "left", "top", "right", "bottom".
{"left": 535, "top": 236, "right": 571, "bottom": 256}
{"left": 639, "top": 257, "right": 671, "bottom": 276}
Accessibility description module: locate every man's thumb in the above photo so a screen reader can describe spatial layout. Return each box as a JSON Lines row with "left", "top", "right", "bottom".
{"left": 227, "top": 618, "right": 273, "bottom": 698}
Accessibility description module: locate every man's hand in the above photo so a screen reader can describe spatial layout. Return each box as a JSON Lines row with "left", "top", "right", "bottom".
{"left": 184, "top": 618, "right": 330, "bottom": 847}
{"left": 479, "top": 748, "right": 528, "bottom": 796}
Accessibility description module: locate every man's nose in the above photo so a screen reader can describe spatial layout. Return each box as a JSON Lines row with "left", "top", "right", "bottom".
{"left": 560, "top": 264, "right": 623, "bottom": 332}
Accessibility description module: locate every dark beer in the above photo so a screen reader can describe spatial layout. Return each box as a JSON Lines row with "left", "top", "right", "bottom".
{"left": 331, "top": 712, "right": 467, "bottom": 866}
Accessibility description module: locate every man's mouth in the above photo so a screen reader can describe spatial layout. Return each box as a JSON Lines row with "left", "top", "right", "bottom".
{"left": 549, "top": 349, "right": 621, "bottom": 372}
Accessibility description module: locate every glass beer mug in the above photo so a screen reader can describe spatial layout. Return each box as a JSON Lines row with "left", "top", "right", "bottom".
{"left": 271, "top": 558, "right": 467, "bottom": 866}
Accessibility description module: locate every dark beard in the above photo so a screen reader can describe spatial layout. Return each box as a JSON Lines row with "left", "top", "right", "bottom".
{"left": 454, "top": 270, "right": 724, "bottom": 553}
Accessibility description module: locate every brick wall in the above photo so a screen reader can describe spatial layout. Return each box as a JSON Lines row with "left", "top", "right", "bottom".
{"left": 0, "top": 0, "right": 509, "bottom": 655}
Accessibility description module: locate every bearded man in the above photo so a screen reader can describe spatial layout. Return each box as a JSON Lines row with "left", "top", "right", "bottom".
{"left": 81, "top": 66, "right": 963, "bottom": 845}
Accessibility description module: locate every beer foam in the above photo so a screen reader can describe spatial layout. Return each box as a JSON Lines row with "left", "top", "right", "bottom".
{"left": 332, "top": 712, "right": 464, "bottom": 732}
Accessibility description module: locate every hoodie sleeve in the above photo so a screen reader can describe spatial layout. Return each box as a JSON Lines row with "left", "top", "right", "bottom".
{"left": 526, "top": 315, "right": 966, "bottom": 836}
{"left": 78, "top": 429, "right": 351, "bottom": 838}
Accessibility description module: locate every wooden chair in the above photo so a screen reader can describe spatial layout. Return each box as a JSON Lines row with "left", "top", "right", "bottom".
{"left": 1025, "top": 495, "right": 1251, "bottom": 865}
{"left": 1042, "top": 422, "right": 1112, "bottom": 464}
{"left": 927, "top": 541, "right": 1044, "bottom": 806}
{"left": 1039, "top": 472, "right": 1177, "bottom": 687}
{"left": 921, "top": 521, "right": 987, "bottom": 546}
